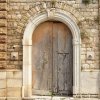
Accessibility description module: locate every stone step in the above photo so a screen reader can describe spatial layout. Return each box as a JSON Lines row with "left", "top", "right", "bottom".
{"left": 22, "top": 96, "right": 99, "bottom": 100}
{"left": 0, "top": 97, "right": 99, "bottom": 100}
{"left": 23, "top": 96, "right": 74, "bottom": 100}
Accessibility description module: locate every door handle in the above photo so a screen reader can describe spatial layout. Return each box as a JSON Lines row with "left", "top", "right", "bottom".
{"left": 57, "top": 52, "right": 69, "bottom": 61}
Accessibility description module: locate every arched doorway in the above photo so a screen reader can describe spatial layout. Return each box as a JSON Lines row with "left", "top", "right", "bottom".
{"left": 22, "top": 11, "right": 81, "bottom": 97}
{"left": 32, "top": 21, "right": 73, "bottom": 96}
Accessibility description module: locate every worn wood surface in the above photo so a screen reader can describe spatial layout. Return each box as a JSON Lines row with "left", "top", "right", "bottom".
{"left": 52, "top": 22, "right": 73, "bottom": 96}
{"left": 32, "top": 21, "right": 73, "bottom": 96}
{"left": 32, "top": 22, "right": 53, "bottom": 95}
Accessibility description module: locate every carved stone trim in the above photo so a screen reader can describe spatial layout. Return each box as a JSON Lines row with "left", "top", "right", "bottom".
{"left": 23, "top": 10, "right": 81, "bottom": 97}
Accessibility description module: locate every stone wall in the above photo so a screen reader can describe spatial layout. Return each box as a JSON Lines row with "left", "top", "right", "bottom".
{"left": 7, "top": 0, "right": 99, "bottom": 71}
{"left": 0, "top": 0, "right": 99, "bottom": 99}
{"left": 0, "top": 0, "right": 7, "bottom": 69}
{"left": 0, "top": 0, "right": 7, "bottom": 98}
{"left": 0, "top": 71, "right": 22, "bottom": 98}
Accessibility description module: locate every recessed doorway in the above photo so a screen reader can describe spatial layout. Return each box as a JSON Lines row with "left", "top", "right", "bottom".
{"left": 32, "top": 21, "right": 73, "bottom": 96}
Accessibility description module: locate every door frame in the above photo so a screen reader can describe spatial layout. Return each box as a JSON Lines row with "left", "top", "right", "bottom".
{"left": 22, "top": 10, "right": 81, "bottom": 97}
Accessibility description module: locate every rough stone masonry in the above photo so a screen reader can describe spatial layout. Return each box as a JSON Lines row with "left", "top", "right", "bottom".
{"left": 0, "top": 0, "right": 100, "bottom": 100}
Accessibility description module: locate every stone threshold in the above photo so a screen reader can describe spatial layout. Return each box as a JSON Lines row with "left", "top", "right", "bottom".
{"left": 23, "top": 96, "right": 74, "bottom": 100}
{"left": 0, "top": 97, "right": 99, "bottom": 100}
{"left": 22, "top": 96, "right": 99, "bottom": 100}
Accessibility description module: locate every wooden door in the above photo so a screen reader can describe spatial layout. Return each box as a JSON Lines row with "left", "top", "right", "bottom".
{"left": 32, "top": 21, "right": 73, "bottom": 96}
{"left": 52, "top": 22, "right": 73, "bottom": 96}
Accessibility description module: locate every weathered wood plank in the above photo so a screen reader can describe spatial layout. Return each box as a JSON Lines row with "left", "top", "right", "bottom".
{"left": 32, "top": 22, "right": 53, "bottom": 95}
{"left": 53, "top": 22, "right": 73, "bottom": 95}
{"left": 52, "top": 22, "right": 58, "bottom": 93}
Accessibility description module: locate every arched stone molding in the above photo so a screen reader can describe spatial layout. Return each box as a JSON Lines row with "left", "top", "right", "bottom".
{"left": 17, "top": 1, "right": 86, "bottom": 33}
{"left": 22, "top": 9, "right": 81, "bottom": 98}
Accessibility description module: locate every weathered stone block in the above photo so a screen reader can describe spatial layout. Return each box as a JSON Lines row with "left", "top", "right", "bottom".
{"left": 0, "top": 72, "right": 6, "bottom": 79}
{"left": 8, "top": 21, "right": 18, "bottom": 29}
{"left": 7, "top": 98, "right": 22, "bottom": 100}
{"left": 81, "top": 48, "right": 86, "bottom": 52}
{"left": 0, "top": 27, "right": 7, "bottom": 34}
{"left": 0, "top": 44, "right": 6, "bottom": 52}
{"left": 92, "top": 12, "right": 98, "bottom": 16}
{"left": 7, "top": 79, "right": 22, "bottom": 87}
{"left": 81, "top": 72, "right": 99, "bottom": 94}
{"left": 7, "top": 87, "right": 22, "bottom": 97}
{"left": 0, "top": 35, "right": 6, "bottom": 43}
{"left": 0, "top": 89, "right": 6, "bottom": 97}
{"left": 6, "top": 65, "right": 16, "bottom": 69}
{"left": 81, "top": 55, "right": 86, "bottom": 60}
{"left": 6, "top": 72, "right": 13, "bottom": 78}
{"left": 24, "top": 5, "right": 29, "bottom": 10}
{"left": 0, "top": 19, "right": 7, "bottom": 27}
{"left": 0, "top": 3, "right": 6, "bottom": 11}
{"left": 0, "top": 52, "right": 6, "bottom": 60}
{"left": 0, "top": 80, "right": 6, "bottom": 88}
{"left": 0, "top": 11, "right": 7, "bottom": 19}
{"left": 0, "top": 61, "right": 6, "bottom": 69}
{"left": 0, "top": 98, "right": 6, "bottom": 100}
{"left": 13, "top": 71, "right": 22, "bottom": 79}
{"left": 82, "top": 64, "right": 90, "bottom": 70}
{"left": 7, "top": 71, "right": 22, "bottom": 79}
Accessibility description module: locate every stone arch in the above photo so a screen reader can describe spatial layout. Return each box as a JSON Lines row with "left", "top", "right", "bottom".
{"left": 17, "top": 1, "right": 86, "bottom": 35}
{"left": 22, "top": 9, "right": 81, "bottom": 98}
{"left": 29, "top": 1, "right": 85, "bottom": 22}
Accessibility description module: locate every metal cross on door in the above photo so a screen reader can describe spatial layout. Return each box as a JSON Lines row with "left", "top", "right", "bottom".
{"left": 32, "top": 21, "right": 73, "bottom": 96}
